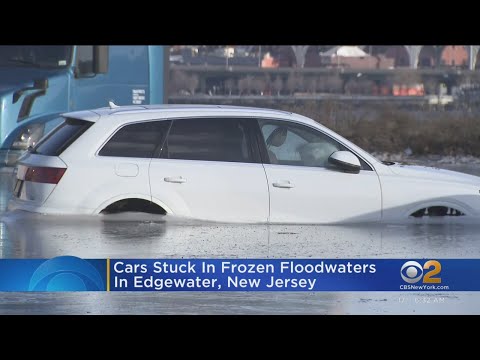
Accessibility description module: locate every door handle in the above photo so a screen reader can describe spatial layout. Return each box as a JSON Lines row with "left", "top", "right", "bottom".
{"left": 164, "top": 176, "right": 186, "bottom": 183}
{"left": 272, "top": 181, "right": 294, "bottom": 189}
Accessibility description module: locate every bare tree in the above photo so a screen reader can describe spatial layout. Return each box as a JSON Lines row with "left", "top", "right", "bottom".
{"left": 224, "top": 78, "right": 235, "bottom": 96}
{"left": 263, "top": 75, "right": 271, "bottom": 95}
{"left": 245, "top": 76, "right": 254, "bottom": 95}
{"left": 295, "top": 75, "right": 305, "bottom": 93}
{"left": 238, "top": 76, "right": 254, "bottom": 95}
{"left": 318, "top": 75, "right": 343, "bottom": 93}
{"left": 291, "top": 46, "right": 309, "bottom": 68}
{"left": 286, "top": 73, "right": 297, "bottom": 94}
{"left": 316, "top": 76, "right": 326, "bottom": 93}
{"left": 186, "top": 74, "right": 199, "bottom": 95}
{"left": 306, "top": 77, "right": 317, "bottom": 93}
{"left": 323, "top": 75, "right": 343, "bottom": 93}
{"left": 170, "top": 70, "right": 188, "bottom": 94}
{"left": 252, "top": 78, "right": 265, "bottom": 95}
{"left": 344, "top": 79, "right": 355, "bottom": 95}
{"left": 238, "top": 78, "right": 247, "bottom": 95}
{"left": 272, "top": 76, "right": 283, "bottom": 96}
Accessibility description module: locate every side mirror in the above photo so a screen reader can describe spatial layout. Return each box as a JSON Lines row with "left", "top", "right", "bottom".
{"left": 75, "top": 46, "right": 109, "bottom": 78}
{"left": 328, "top": 151, "right": 361, "bottom": 173}
{"left": 33, "top": 78, "right": 48, "bottom": 90}
{"left": 93, "top": 46, "right": 109, "bottom": 74}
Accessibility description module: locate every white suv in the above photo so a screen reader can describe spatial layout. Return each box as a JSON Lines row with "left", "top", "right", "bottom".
{"left": 8, "top": 104, "right": 480, "bottom": 223}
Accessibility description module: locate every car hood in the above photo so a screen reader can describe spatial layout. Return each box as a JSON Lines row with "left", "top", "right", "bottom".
{"left": 389, "top": 163, "right": 480, "bottom": 186}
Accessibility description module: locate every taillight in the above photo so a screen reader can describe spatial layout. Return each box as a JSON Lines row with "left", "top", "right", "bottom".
{"left": 24, "top": 167, "right": 66, "bottom": 184}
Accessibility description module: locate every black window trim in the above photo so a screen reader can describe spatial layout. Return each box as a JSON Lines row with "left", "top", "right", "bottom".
{"left": 251, "top": 119, "right": 271, "bottom": 164}
{"left": 254, "top": 117, "right": 375, "bottom": 172}
{"left": 94, "top": 115, "right": 375, "bottom": 170}
{"left": 96, "top": 119, "right": 172, "bottom": 159}
{"left": 75, "top": 45, "right": 95, "bottom": 77}
{"left": 56, "top": 120, "right": 93, "bottom": 156}
{"left": 31, "top": 117, "right": 93, "bottom": 156}
{"left": 152, "top": 120, "right": 173, "bottom": 158}
{"left": 157, "top": 117, "right": 262, "bottom": 164}
{"left": 31, "top": 121, "right": 64, "bottom": 150}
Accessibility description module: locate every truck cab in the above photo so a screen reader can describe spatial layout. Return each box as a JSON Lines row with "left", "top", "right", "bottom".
{"left": 0, "top": 45, "right": 166, "bottom": 165}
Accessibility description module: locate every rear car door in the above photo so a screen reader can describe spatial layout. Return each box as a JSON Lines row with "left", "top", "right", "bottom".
{"left": 90, "top": 120, "right": 171, "bottom": 213}
{"left": 149, "top": 117, "right": 269, "bottom": 222}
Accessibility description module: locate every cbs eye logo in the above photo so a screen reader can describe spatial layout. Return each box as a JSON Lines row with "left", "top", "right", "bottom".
{"left": 28, "top": 256, "right": 105, "bottom": 291}
{"left": 400, "top": 260, "right": 442, "bottom": 284}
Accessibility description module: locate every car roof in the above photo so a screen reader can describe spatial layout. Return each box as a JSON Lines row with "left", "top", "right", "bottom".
{"left": 61, "top": 104, "right": 381, "bottom": 168}
{"left": 62, "top": 104, "right": 318, "bottom": 127}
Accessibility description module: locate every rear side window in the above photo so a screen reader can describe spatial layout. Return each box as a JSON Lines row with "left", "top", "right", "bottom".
{"left": 161, "top": 118, "right": 255, "bottom": 163}
{"left": 99, "top": 120, "right": 171, "bottom": 158}
{"left": 33, "top": 118, "right": 93, "bottom": 156}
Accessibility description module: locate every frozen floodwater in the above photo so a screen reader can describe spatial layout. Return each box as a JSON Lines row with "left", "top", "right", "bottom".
{"left": 1, "top": 162, "right": 480, "bottom": 314}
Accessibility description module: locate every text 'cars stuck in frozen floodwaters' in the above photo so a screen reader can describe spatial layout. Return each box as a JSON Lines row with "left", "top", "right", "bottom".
{"left": 8, "top": 104, "right": 480, "bottom": 224}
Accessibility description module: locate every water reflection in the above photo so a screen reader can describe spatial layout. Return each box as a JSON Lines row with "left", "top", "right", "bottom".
{"left": 2, "top": 165, "right": 480, "bottom": 314}
{"left": 1, "top": 211, "right": 271, "bottom": 258}
{"left": 0, "top": 289, "right": 478, "bottom": 315}
{"left": 0, "top": 170, "right": 13, "bottom": 213}
{"left": 2, "top": 211, "right": 480, "bottom": 259}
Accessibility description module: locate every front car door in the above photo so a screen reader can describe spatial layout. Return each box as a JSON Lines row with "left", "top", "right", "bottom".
{"left": 257, "top": 118, "right": 382, "bottom": 224}
{"left": 149, "top": 117, "right": 269, "bottom": 223}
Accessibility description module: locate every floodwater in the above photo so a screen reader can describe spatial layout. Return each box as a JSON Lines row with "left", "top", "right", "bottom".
{"left": 1, "top": 163, "right": 480, "bottom": 315}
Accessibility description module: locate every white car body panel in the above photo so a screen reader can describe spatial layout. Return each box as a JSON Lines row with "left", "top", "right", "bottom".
{"left": 14, "top": 151, "right": 152, "bottom": 215}
{"left": 44, "top": 156, "right": 152, "bottom": 214}
{"left": 264, "top": 165, "right": 382, "bottom": 223}
{"left": 7, "top": 104, "right": 480, "bottom": 223}
{"left": 149, "top": 159, "right": 269, "bottom": 223}
{"left": 14, "top": 154, "right": 67, "bottom": 206}
{"left": 389, "top": 164, "right": 480, "bottom": 185}
{"left": 380, "top": 164, "right": 480, "bottom": 219}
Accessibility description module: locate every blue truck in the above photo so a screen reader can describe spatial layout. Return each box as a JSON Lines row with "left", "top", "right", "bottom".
{"left": 0, "top": 45, "right": 167, "bottom": 165}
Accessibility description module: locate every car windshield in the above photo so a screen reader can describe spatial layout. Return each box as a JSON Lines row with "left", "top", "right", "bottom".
{"left": 0, "top": 46, "right": 73, "bottom": 69}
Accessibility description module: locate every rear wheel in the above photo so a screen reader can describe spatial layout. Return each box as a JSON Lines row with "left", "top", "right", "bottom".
{"left": 100, "top": 199, "right": 166, "bottom": 215}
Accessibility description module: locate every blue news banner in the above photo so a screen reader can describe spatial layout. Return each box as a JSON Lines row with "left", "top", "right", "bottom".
{"left": 0, "top": 256, "right": 479, "bottom": 291}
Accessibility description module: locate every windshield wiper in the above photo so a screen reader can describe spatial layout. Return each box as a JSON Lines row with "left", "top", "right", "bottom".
{"left": 6, "top": 58, "right": 41, "bottom": 67}
{"left": 382, "top": 160, "right": 396, "bottom": 166}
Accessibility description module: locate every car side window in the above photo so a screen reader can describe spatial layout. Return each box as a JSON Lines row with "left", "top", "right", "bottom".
{"left": 160, "top": 118, "right": 255, "bottom": 163}
{"left": 76, "top": 46, "right": 94, "bottom": 75}
{"left": 258, "top": 119, "right": 371, "bottom": 170}
{"left": 98, "top": 120, "right": 171, "bottom": 158}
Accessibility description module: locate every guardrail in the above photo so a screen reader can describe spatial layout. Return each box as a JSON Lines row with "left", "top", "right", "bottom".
{"left": 170, "top": 94, "right": 454, "bottom": 105}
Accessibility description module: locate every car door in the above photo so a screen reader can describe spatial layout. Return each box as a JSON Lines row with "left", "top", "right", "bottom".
{"left": 91, "top": 120, "right": 171, "bottom": 213}
{"left": 257, "top": 119, "right": 382, "bottom": 224}
{"left": 148, "top": 117, "right": 269, "bottom": 223}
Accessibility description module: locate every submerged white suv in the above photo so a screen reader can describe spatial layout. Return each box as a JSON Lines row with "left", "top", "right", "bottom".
{"left": 8, "top": 104, "right": 480, "bottom": 223}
